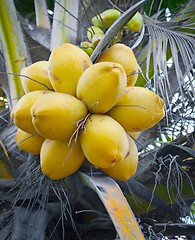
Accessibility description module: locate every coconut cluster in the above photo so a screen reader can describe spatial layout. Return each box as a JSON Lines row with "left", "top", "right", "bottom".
{"left": 81, "top": 9, "right": 143, "bottom": 56}
{"left": 11, "top": 43, "right": 165, "bottom": 181}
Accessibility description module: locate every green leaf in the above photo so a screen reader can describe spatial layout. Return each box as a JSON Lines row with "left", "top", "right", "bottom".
{"left": 166, "top": 136, "right": 172, "bottom": 142}
{"left": 0, "top": 0, "right": 29, "bottom": 106}
{"left": 14, "top": 0, "right": 35, "bottom": 17}
{"left": 191, "top": 202, "right": 195, "bottom": 213}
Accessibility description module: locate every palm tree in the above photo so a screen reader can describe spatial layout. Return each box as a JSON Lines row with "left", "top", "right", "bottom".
{"left": 0, "top": 0, "right": 194, "bottom": 239}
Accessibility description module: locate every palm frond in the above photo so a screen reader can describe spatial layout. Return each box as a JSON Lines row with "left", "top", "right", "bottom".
{"left": 79, "top": 172, "right": 145, "bottom": 239}
{"left": 136, "top": 13, "right": 195, "bottom": 108}
{"left": 50, "top": 0, "right": 79, "bottom": 50}
{"left": 34, "top": 0, "right": 51, "bottom": 30}
{"left": 0, "top": 0, "right": 29, "bottom": 107}
{"left": 123, "top": 178, "right": 179, "bottom": 220}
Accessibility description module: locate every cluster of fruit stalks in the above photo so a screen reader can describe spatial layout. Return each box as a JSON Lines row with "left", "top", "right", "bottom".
{"left": 11, "top": 42, "right": 165, "bottom": 181}
{"left": 81, "top": 9, "right": 143, "bottom": 56}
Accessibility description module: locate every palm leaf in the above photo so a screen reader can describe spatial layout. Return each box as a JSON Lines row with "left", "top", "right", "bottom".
{"left": 123, "top": 178, "right": 179, "bottom": 220}
{"left": 11, "top": 206, "right": 47, "bottom": 240}
{"left": 135, "top": 7, "right": 195, "bottom": 107}
{"left": 0, "top": 140, "right": 13, "bottom": 179}
{"left": 34, "top": 0, "right": 51, "bottom": 30}
{"left": 0, "top": 0, "right": 29, "bottom": 106}
{"left": 0, "top": 160, "right": 13, "bottom": 179}
{"left": 79, "top": 172, "right": 145, "bottom": 240}
{"left": 149, "top": 17, "right": 194, "bottom": 93}
{"left": 50, "top": 0, "right": 79, "bottom": 50}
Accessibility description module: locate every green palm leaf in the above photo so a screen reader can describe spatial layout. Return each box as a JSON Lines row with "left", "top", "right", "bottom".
{"left": 0, "top": 0, "right": 29, "bottom": 106}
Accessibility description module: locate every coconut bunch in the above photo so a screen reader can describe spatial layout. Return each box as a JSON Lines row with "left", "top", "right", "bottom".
{"left": 81, "top": 9, "right": 143, "bottom": 56}
{"left": 11, "top": 43, "right": 165, "bottom": 181}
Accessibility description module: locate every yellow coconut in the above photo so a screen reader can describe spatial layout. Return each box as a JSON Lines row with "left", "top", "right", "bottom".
{"left": 101, "top": 9, "right": 121, "bottom": 28}
{"left": 15, "top": 128, "right": 45, "bottom": 155}
{"left": 0, "top": 89, "right": 6, "bottom": 109}
{"left": 127, "top": 131, "right": 140, "bottom": 139}
{"left": 31, "top": 92, "right": 88, "bottom": 140}
{"left": 92, "top": 9, "right": 121, "bottom": 29}
{"left": 111, "top": 29, "right": 124, "bottom": 46}
{"left": 91, "top": 15, "right": 104, "bottom": 30}
{"left": 79, "top": 114, "right": 129, "bottom": 168}
{"left": 91, "top": 32, "right": 104, "bottom": 48}
{"left": 97, "top": 43, "right": 138, "bottom": 87}
{"left": 127, "top": 12, "right": 143, "bottom": 32}
{"left": 20, "top": 61, "right": 53, "bottom": 93}
{"left": 40, "top": 138, "right": 85, "bottom": 180}
{"left": 87, "top": 26, "right": 104, "bottom": 42}
{"left": 0, "top": 99, "right": 5, "bottom": 110}
{"left": 100, "top": 135, "right": 138, "bottom": 181}
{"left": 48, "top": 43, "right": 92, "bottom": 96}
{"left": 76, "top": 62, "right": 127, "bottom": 113}
{"left": 107, "top": 86, "right": 165, "bottom": 132}
{"left": 11, "top": 90, "right": 51, "bottom": 134}
{"left": 80, "top": 42, "right": 94, "bottom": 56}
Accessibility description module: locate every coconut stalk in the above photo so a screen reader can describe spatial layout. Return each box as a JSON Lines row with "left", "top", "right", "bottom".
{"left": 79, "top": 172, "right": 145, "bottom": 239}
{"left": 50, "top": 0, "right": 79, "bottom": 50}
{"left": 34, "top": 0, "right": 51, "bottom": 30}
{"left": 0, "top": 0, "right": 29, "bottom": 107}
